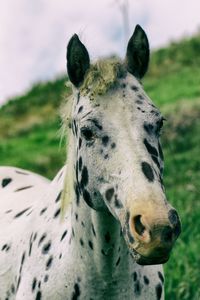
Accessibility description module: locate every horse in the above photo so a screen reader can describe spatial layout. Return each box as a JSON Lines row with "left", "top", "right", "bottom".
{"left": 0, "top": 25, "right": 181, "bottom": 299}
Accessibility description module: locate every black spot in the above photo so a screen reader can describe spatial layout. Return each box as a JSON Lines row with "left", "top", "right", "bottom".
{"left": 121, "top": 83, "right": 126, "bottom": 88}
{"left": 55, "top": 191, "right": 62, "bottom": 203}
{"left": 11, "top": 284, "right": 15, "bottom": 294}
{"left": 82, "top": 190, "right": 95, "bottom": 209}
{"left": 136, "top": 100, "right": 143, "bottom": 105}
{"left": 15, "top": 170, "right": 29, "bottom": 175}
{"left": 80, "top": 239, "right": 84, "bottom": 247}
{"left": 105, "top": 232, "right": 111, "bottom": 243}
{"left": 127, "top": 228, "right": 134, "bottom": 244}
{"left": 75, "top": 184, "right": 80, "bottom": 206}
{"left": 2, "top": 244, "right": 7, "bottom": 251}
{"left": 131, "top": 85, "right": 139, "bottom": 91}
{"left": 125, "top": 211, "right": 130, "bottom": 225}
{"left": 102, "top": 136, "right": 109, "bottom": 146}
{"left": 138, "top": 94, "right": 144, "bottom": 100}
{"left": 38, "top": 233, "right": 47, "bottom": 246}
{"left": 33, "top": 233, "right": 37, "bottom": 241}
{"left": 75, "top": 213, "right": 78, "bottom": 221}
{"left": 143, "top": 275, "right": 149, "bottom": 285}
{"left": 14, "top": 186, "right": 33, "bottom": 192}
{"left": 72, "top": 283, "right": 81, "bottom": 300}
{"left": 19, "top": 251, "right": 26, "bottom": 275}
{"left": 35, "top": 290, "right": 42, "bottom": 300}
{"left": 144, "top": 139, "right": 158, "bottom": 157}
{"left": 46, "top": 256, "right": 53, "bottom": 270}
{"left": 158, "top": 271, "right": 164, "bottom": 283}
{"left": 29, "top": 235, "right": 33, "bottom": 256}
{"left": 76, "top": 92, "right": 80, "bottom": 104}
{"left": 143, "top": 123, "right": 154, "bottom": 134}
{"left": 155, "top": 283, "right": 162, "bottom": 300}
{"left": 134, "top": 280, "right": 141, "bottom": 295}
{"left": 78, "top": 157, "right": 83, "bottom": 171}
{"left": 40, "top": 207, "right": 47, "bottom": 215}
{"left": 2, "top": 178, "right": 12, "bottom": 187}
{"left": 90, "top": 119, "right": 103, "bottom": 130}
{"left": 61, "top": 230, "right": 68, "bottom": 241}
{"left": 54, "top": 208, "right": 61, "bottom": 218}
{"left": 75, "top": 162, "right": 79, "bottom": 182}
{"left": 111, "top": 142, "right": 116, "bottom": 149}
{"left": 141, "top": 162, "right": 154, "bottom": 182}
{"left": 114, "top": 196, "right": 123, "bottom": 208}
{"left": 151, "top": 155, "right": 161, "bottom": 169}
{"left": 91, "top": 224, "right": 96, "bottom": 237}
{"left": 105, "top": 188, "right": 114, "bottom": 201}
{"left": 73, "top": 120, "right": 78, "bottom": 136}
{"left": 104, "top": 154, "right": 109, "bottom": 159}
{"left": 16, "top": 275, "right": 21, "bottom": 291}
{"left": 80, "top": 166, "right": 88, "bottom": 187}
{"left": 78, "top": 106, "right": 83, "bottom": 113}
{"left": 14, "top": 207, "right": 31, "bottom": 218}
{"left": 32, "top": 278, "right": 37, "bottom": 292}
{"left": 42, "top": 241, "right": 51, "bottom": 254}
{"left": 44, "top": 275, "right": 49, "bottom": 283}
{"left": 133, "top": 272, "right": 137, "bottom": 281}
{"left": 57, "top": 170, "right": 63, "bottom": 182}
{"left": 2, "top": 243, "right": 11, "bottom": 253}
{"left": 116, "top": 257, "right": 121, "bottom": 266}
{"left": 79, "top": 138, "right": 82, "bottom": 149}
{"left": 88, "top": 240, "right": 93, "bottom": 250}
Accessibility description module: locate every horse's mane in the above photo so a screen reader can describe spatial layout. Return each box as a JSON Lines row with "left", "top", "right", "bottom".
{"left": 60, "top": 58, "right": 126, "bottom": 217}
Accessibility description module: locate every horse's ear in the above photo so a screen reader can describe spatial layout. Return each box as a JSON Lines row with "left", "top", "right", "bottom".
{"left": 67, "top": 34, "right": 90, "bottom": 87}
{"left": 125, "top": 25, "right": 149, "bottom": 79}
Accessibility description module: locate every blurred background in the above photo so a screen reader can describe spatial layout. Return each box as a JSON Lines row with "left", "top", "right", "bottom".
{"left": 0, "top": 0, "right": 199, "bottom": 299}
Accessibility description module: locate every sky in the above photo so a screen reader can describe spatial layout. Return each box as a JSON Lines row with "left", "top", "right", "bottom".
{"left": 0, "top": 0, "right": 200, "bottom": 104}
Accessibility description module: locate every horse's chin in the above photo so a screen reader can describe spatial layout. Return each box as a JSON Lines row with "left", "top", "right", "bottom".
{"left": 130, "top": 248, "right": 170, "bottom": 266}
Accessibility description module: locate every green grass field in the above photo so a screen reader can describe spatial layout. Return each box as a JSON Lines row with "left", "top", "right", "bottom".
{"left": 0, "top": 34, "right": 200, "bottom": 299}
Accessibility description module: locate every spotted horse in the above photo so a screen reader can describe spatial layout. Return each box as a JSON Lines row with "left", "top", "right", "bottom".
{"left": 0, "top": 25, "right": 181, "bottom": 300}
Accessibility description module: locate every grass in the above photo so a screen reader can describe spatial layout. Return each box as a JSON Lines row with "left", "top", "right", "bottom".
{"left": 0, "top": 120, "right": 66, "bottom": 179}
{"left": 0, "top": 33, "right": 200, "bottom": 300}
{"left": 161, "top": 100, "right": 200, "bottom": 299}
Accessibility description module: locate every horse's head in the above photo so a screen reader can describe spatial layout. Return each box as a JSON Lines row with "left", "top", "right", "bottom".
{"left": 65, "top": 25, "right": 181, "bottom": 265}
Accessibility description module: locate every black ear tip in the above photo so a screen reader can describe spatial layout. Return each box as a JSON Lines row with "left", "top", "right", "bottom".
{"left": 134, "top": 24, "right": 145, "bottom": 34}
{"left": 135, "top": 24, "right": 142, "bottom": 30}
{"left": 71, "top": 33, "right": 79, "bottom": 41}
{"left": 68, "top": 34, "right": 80, "bottom": 47}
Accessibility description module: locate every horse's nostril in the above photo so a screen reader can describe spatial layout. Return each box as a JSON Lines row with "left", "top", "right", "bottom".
{"left": 133, "top": 215, "right": 146, "bottom": 236}
{"left": 162, "top": 226, "right": 173, "bottom": 243}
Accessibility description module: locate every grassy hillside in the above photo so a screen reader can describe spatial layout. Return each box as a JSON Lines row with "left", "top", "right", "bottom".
{"left": 0, "top": 34, "right": 200, "bottom": 299}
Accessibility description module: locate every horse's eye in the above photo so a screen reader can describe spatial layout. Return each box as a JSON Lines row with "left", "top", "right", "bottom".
{"left": 81, "top": 127, "right": 95, "bottom": 141}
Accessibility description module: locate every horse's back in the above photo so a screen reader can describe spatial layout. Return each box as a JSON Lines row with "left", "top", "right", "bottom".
{"left": 0, "top": 166, "right": 50, "bottom": 210}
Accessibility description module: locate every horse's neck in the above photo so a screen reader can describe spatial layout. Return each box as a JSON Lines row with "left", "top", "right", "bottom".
{"left": 68, "top": 193, "right": 131, "bottom": 281}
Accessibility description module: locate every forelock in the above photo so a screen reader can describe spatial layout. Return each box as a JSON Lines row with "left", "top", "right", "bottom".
{"left": 80, "top": 58, "right": 127, "bottom": 97}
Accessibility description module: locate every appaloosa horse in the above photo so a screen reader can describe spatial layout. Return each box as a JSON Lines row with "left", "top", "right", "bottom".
{"left": 0, "top": 25, "right": 181, "bottom": 299}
